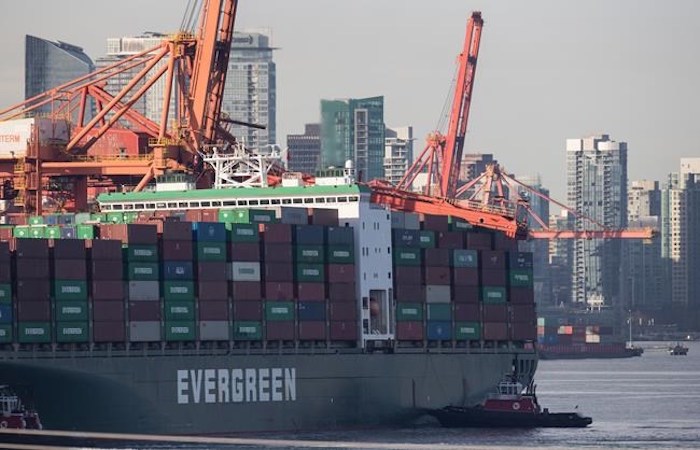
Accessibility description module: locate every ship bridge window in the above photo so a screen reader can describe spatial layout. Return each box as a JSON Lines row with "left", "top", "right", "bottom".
{"left": 112, "top": 204, "right": 123, "bottom": 210}
{"left": 236, "top": 200, "right": 247, "bottom": 206}
{"left": 167, "top": 202, "right": 177, "bottom": 208}
{"left": 350, "top": 196, "right": 359, "bottom": 202}
{"left": 327, "top": 197, "right": 337, "bottom": 203}
{"left": 223, "top": 201, "right": 236, "bottom": 206}
{"left": 156, "top": 202, "right": 166, "bottom": 208}
{"left": 146, "top": 203, "right": 156, "bottom": 209}
{"left": 292, "top": 198, "right": 302, "bottom": 204}
{"left": 249, "top": 200, "right": 259, "bottom": 206}
{"left": 212, "top": 201, "right": 222, "bottom": 207}
{"left": 304, "top": 198, "right": 313, "bottom": 204}
{"left": 282, "top": 198, "right": 291, "bottom": 204}
{"left": 201, "top": 201, "right": 211, "bottom": 207}
{"left": 338, "top": 196, "right": 347, "bottom": 202}
{"left": 260, "top": 199, "right": 270, "bottom": 205}
{"left": 271, "top": 199, "right": 281, "bottom": 205}
{"left": 190, "top": 202, "right": 200, "bottom": 208}
{"left": 178, "top": 202, "right": 188, "bottom": 208}
{"left": 124, "top": 204, "right": 134, "bottom": 210}
{"left": 316, "top": 198, "right": 326, "bottom": 203}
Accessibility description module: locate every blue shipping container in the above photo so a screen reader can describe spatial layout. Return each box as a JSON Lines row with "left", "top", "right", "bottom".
{"left": 297, "top": 302, "right": 326, "bottom": 321}
{"left": 0, "top": 304, "right": 12, "bottom": 324}
{"left": 192, "top": 222, "right": 227, "bottom": 242}
{"left": 327, "top": 227, "right": 354, "bottom": 245}
{"left": 426, "top": 321, "right": 452, "bottom": 340}
{"left": 61, "top": 226, "right": 77, "bottom": 239}
{"left": 295, "top": 225, "right": 326, "bottom": 245}
{"left": 392, "top": 229, "right": 421, "bottom": 248}
{"left": 162, "top": 261, "right": 194, "bottom": 280}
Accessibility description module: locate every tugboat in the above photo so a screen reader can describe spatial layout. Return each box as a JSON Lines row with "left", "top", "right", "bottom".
{"left": 0, "top": 386, "right": 42, "bottom": 430}
{"left": 429, "top": 378, "right": 592, "bottom": 428}
{"left": 668, "top": 343, "right": 689, "bottom": 356}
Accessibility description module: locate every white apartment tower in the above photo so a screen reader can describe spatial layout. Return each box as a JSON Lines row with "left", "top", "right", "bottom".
{"left": 383, "top": 126, "right": 413, "bottom": 185}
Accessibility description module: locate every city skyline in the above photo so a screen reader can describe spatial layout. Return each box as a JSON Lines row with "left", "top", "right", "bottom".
{"left": 1, "top": 1, "right": 699, "bottom": 202}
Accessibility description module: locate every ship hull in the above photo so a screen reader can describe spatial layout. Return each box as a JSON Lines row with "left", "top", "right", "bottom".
{"left": 0, "top": 349, "right": 536, "bottom": 434}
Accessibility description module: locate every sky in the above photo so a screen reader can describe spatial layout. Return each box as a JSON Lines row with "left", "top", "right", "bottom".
{"left": 1, "top": 0, "right": 699, "bottom": 203}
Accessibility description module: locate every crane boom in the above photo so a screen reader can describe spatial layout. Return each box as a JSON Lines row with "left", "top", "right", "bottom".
{"left": 529, "top": 229, "right": 655, "bottom": 240}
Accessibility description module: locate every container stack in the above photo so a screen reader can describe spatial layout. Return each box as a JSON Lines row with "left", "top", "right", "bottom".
{"left": 229, "top": 223, "right": 263, "bottom": 342}
{"left": 296, "top": 223, "right": 327, "bottom": 341}
{"left": 326, "top": 226, "right": 357, "bottom": 342}
{"left": 52, "top": 239, "right": 89, "bottom": 343}
{"left": 90, "top": 239, "right": 125, "bottom": 342}
{"left": 507, "top": 251, "right": 536, "bottom": 341}
{"left": 163, "top": 221, "right": 197, "bottom": 342}
{"left": 0, "top": 242, "right": 12, "bottom": 343}
{"left": 262, "top": 223, "right": 295, "bottom": 341}
{"left": 15, "top": 239, "right": 52, "bottom": 344}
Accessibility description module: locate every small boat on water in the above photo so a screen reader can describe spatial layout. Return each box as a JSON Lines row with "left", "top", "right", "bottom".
{"left": 669, "top": 343, "right": 689, "bottom": 356}
{"left": 429, "top": 378, "right": 592, "bottom": 428}
{"left": 0, "top": 386, "right": 42, "bottom": 430}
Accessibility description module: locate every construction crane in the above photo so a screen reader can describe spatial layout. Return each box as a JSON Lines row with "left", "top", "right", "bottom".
{"left": 0, "top": 0, "right": 239, "bottom": 213}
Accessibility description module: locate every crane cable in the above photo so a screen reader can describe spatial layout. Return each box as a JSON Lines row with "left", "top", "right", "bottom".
{"left": 435, "top": 63, "right": 459, "bottom": 133}
{"left": 180, "top": 0, "right": 202, "bottom": 33}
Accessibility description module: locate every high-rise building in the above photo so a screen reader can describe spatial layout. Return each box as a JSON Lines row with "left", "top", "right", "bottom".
{"left": 223, "top": 32, "right": 277, "bottom": 151}
{"left": 566, "top": 134, "right": 628, "bottom": 306}
{"left": 320, "top": 96, "right": 385, "bottom": 182}
{"left": 383, "top": 126, "right": 413, "bottom": 185}
{"left": 25, "top": 35, "right": 94, "bottom": 115}
{"left": 548, "top": 211, "right": 574, "bottom": 307}
{"left": 286, "top": 124, "right": 320, "bottom": 174}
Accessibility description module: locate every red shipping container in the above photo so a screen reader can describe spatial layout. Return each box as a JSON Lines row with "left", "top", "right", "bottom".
{"left": 424, "top": 248, "right": 450, "bottom": 267}
{"left": 425, "top": 266, "right": 451, "bottom": 285}
{"left": 197, "top": 281, "right": 228, "bottom": 301}
{"left": 264, "top": 263, "right": 294, "bottom": 282}
{"left": 198, "top": 301, "right": 229, "bottom": 321}
{"left": 185, "top": 210, "right": 203, "bottom": 222}
{"left": 396, "top": 321, "right": 424, "bottom": 340}
{"left": 201, "top": 209, "right": 218, "bottom": 222}
{"left": 452, "top": 267, "right": 479, "bottom": 286}
{"left": 480, "top": 250, "right": 506, "bottom": 269}
{"left": 93, "top": 321, "right": 126, "bottom": 342}
{"left": 92, "top": 280, "right": 125, "bottom": 301}
{"left": 6, "top": 214, "right": 27, "bottom": 226}
{"left": 483, "top": 305, "right": 508, "bottom": 322}
{"left": 51, "top": 239, "right": 86, "bottom": 259}
{"left": 261, "top": 223, "right": 293, "bottom": 243}
{"left": 510, "top": 304, "right": 536, "bottom": 324}
{"left": 162, "top": 240, "right": 193, "bottom": 261}
{"left": 481, "top": 269, "right": 506, "bottom": 286}
{"left": 510, "top": 322, "right": 536, "bottom": 340}
{"left": 297, "top": 283, "right": 326, "bottom": 301}
{"left": 329, "top": 321, "right": 358, "bottom": 341}
{"left": 421, "top": 214, "right": 448, "bottom": 232}
{"left": 99, "top": 224, "right": 157, "bottom": 245}
{"left": 93, "top": 301, "right": 126, "bottom": 322}
{"left": 233, "top": 300, "right": 263, "bottom": 320}
{"left": 452, "top": 285, "right": 479, "bottom": 303}
{"left": 483, "top": 322, "right": 508, "bottom": 340}
{"left": 509, "top": 287, "right": 535, "bottom": 304}
{"left": 16, "top": 258, "right": 49, "bottom": 279}
{"left": 197, "top": 262, "right": 228, "bottom": 281}
{"left": 54, "top": 259, "right": 87, "bottom": 280}
{"left": 263, "top": 244, "right": 293, "bottom": 263}
{"left": 298, "top": 321, "right": 327, "bottom": 340}
{"left": 329, "top": 302, "right": 357, "bottom": 321}
{"left": 393, "top": 266, "right": 423, "bottom": 285}
{"left": 310, "top": 209, "right": 338, "bottom": 226}
{"left": 394, "top": 284, "right": 424, "bottom": 303}
{"left": 129, "top": 301, "right": 161, "bottom": 321}
{"left": 231, "top": 281, "right": 262, "bottom": 301}
{"left": 229, "top": 242, "right": 261, "bottom": 262}
{"left": 465, "top": 232, "right": 493, "bottom": 250}
{"left": 265, "top": 282, "right": 294, "bottom": 300}
{"left": 328, "top": 283, "right": 356, "bottom": 302}
{"left": 0, "top": 242, "right": 8, "bottom": 264}
{"left": 89, "top": 239, "right": 123, "bottom": 260}
{"left": 11, "top": 238, "right": 49, "bottom": 258}
{"left": 17, "top": 301, "right": 51, "bottom": 321}
{"left": 16, "top": 280, "right": 51, "bottom": 301}
{"left": 0, "top": 228, "right": 12, "bottom": 241}
{"left": 162, "top": 221, "right": 193, "bottom": 241}
{"left": 437, "top": 231, "right": 464, "bottom": 249}
{"left": 327, "top": 264, "right": 355, "bottom": 283}
{"left": 91, "top": 260, "right": 124, "bottom": 281}
{"left": 454, "top": 303, "right": 480, "bottom": 321}
{"left": 266, "top": 322, "right": 295, "bottom": 340}
{"left": 0, "top": 263, "right": 11, "bottom": 283}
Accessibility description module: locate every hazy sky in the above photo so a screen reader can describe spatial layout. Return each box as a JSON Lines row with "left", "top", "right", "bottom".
{"left": 1, "top": 0, "right": 699, "bottom": 202}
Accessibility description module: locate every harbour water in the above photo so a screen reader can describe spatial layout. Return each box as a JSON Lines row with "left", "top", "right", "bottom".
{"left": 4, "top": 341, "right": 698, "bottom": 449}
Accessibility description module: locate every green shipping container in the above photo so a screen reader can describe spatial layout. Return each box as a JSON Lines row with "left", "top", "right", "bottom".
{"left": 29, "top": 227, "right": 44, "bottom": 239}
{"left": 265, "top": 302, "right": 295, "bottom": 321}
{"left": 124, "top": 245, "right": 159, "bottom": 262}
{"left": 74, "top": 213, "right": 91, "bottom": 224}
{"left": 509, "top": 269, "right": 534, "bottom": 287}
{"left": 0, "top": 324, "right": 11, "bottom": 343}
{"left": 164, "top": 301, "right": 196, "bottom": 321}
{"left": 296, "top": 264, "right": 325, "bottom": 283}
{"left": 233, "top": 321, "right": 263, "bottom": 340}
{"left": 326, "top": 246, "right": 354, "bottom": 264}
{"left": 55, "top": 301, "right": 89, "bottom": 321}
{"left": 455, "top": 322, "right": 481, "bottom": 340}
{"left": 0, "top": 284, "right": 11, "bottom": 304}
{"left": 163, "top": 281, "right": 196, "bottom": 302}
{"left": 76, "top": 225, "right": 95, "bottom": 239}
{"left": 396, "top": 304, "right": 423, "bottom": 321}
{"left": 393, "top": 247, "right": 422, "bottom": 266}
{"left": 53, "top": 280, "right": 88, "bottom": 301}
{"left": 56, "top": 321, "right": 89, "bottom": 343}
{"left": 448, "top": 216, "right": 473, "bottom": 231}
{"left": 220, "top": 208, "right": 276, "bottom": 224}
{"left": 29, "top": 216, "right": 44, "bottom": 225}
{"left": 296, "top": 246, "right": 325, "bottom": 263}
{"left": 13, "top": 226, "right": 30, "bottom": 238}
{"left": 126, "top": 262, "right": 160, "bottom": 281}
{"left": 197, "top": 242, "right": 227, "bottom": 261}
{"left": 90, "top": 213, "right": 107, "bottom": 223}
{"left": 481, "top": 286, "right": 507, "bottom": 304}
{"left": 165, "top": 321, "right": 196, "bottom": 341}
{"left": 453, "top": 249, "right": 478, "bottom": 268}
{"left": 228, "top": 223, "right": 260, "bottom": 242}
{"left": 18, "top": 322, "right": 51, "bottom": 343}
{"left": 427, "top": 303, "right": 452, "bottom": 321}
{"left": 418, "top": 230, "right": 436, "bottom": 248}
{"left": 44, "top": 226, "right": 61, "bottom": 239}
{"left": 106, "top": 212, "right": 124, "bottom": 224}
{"left": 123, "top": 212, "right": 140, "bottom": 223}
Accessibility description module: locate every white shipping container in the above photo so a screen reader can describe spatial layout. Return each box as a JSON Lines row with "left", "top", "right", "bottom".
{"left": 0, "top": 118, "right": 70, "bottom": 157}
{"left": 403, "top": 212, "right": 421, "bottom": 230}
{"left": 127, "top": 281, "right": 160, "bottom": 301}
{"left": 129, "top": 321, "right": 161, "bottom": 342}
{"left": 229, "top": 262, "right": 261, "bottom": 281}
{"left": 425, "top": 285, "right": 451, "bottom": 303}
{"left": 390, "top": 211, "right": 405, "bottom": 229}
{"left": 199, "top": 321, "right": 230, "bottom": 341}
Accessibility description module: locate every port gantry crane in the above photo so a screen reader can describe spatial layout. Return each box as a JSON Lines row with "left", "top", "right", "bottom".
{"left": 0, "top": 0, "right": 240, "bottom": 214}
